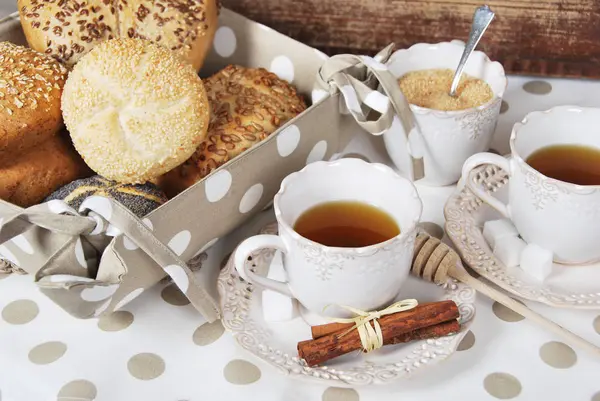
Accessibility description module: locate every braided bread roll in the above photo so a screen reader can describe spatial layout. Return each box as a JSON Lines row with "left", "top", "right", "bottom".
{"left": 158, "top": 65, "right": 307, "bottom": 197}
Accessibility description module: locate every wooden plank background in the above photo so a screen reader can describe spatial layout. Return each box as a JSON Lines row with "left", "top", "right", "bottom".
{"left": 223, "top": 0, "right": 600, "bottom": 79}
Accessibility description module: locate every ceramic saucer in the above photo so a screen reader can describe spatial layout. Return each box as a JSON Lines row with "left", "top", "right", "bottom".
{"left": 217, "top": 223, "right": 476, "bottom": 386}
{"left": 445, "top": 163, "right": 600, "bottom": 309}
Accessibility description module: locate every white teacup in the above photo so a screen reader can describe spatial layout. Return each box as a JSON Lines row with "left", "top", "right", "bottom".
{"left": 384, "top": 41, "right": 507, "bottom": 186}
{"left": 233, "top": 158, "right": 422, "bottom": 318}
{"left": 462, "top": 106, "right": 600, "bottom": 264}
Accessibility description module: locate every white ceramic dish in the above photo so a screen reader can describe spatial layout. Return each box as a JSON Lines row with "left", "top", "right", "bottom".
{"left": 445, "top": 163, "right": 600, "bottom": 308}
{"left": 218, "top": 223, "right": 476, "bottom": 386}
{"left": 383, "top": 40, "right": 507, "bottom": 186}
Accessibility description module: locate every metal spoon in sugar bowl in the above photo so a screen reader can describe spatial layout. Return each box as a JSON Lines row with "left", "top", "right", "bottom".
{"left": 449, "top": 5, "right": 495, "bottom": 97}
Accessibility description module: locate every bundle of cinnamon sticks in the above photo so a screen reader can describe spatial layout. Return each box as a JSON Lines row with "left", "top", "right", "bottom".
{"left": 297, "top": 300, "right": 461, "bottom": 367}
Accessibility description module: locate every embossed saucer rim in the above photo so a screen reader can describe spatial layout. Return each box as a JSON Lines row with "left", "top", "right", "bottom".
{"left": 444, "top": 164, "right": 600, "bottom": 309}
{"left": 217, "top": 223, "right": 477, "bottom": 386}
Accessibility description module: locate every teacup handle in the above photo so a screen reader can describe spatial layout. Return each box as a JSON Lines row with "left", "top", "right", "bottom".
{"left": 233, "top": 235, "right": 294, "bottom": 297}
{"left": 461, "top": 152, "right": 511, "bottom": 218}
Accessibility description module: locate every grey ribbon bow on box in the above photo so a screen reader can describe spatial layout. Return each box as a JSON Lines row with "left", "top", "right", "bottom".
{"left": 0, "top": 197, "right": 220, "bottom": 321}
{"left": 314, "top": 43, "right": 425, "bottom": 180}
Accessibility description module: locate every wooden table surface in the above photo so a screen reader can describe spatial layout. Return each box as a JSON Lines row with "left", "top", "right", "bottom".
{"left": 223, "top": 0, "right": 600, "bottom": 79}
{"left": 2, "top": 1, "right": 599, "bottom": 79}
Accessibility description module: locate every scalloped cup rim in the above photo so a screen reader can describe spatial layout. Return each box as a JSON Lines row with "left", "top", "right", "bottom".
{"left": 510, "top": 105, "right": 600, "bottom": 191}
{"left": 274, "top": 158, "right": 423, "bottom": 254}
{"left": 389, "top": 41, "right": 507, "bottom": 117}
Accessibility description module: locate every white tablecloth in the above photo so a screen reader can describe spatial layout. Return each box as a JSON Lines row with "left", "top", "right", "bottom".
{"left": 0, "top": 27, "right": 599, "bottom": 400}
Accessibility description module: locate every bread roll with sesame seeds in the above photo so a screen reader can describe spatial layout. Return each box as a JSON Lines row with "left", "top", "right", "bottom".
{"left": 17, "top": 0, "right": 219, "bottom": 71}
{"left": 0, "top": 42, "right": 68, "bottom": 156}
{"left": 62, "top": 38, "right": 210, "bottom": 184}
{"left": 157, "top": 65, "right": 307, "bottom": 197}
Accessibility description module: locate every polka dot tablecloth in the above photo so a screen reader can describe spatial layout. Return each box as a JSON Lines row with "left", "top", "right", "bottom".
{"left": 2, "top": 78, "right": 600, "bottom": 401}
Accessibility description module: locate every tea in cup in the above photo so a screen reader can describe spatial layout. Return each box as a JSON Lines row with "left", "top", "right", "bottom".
{"left": 462, "top": 106, "right": 600, "bottom": 264}
{"left": 384, "top": 41, "right": 507, "bottom": 186}
{"left": 233, "top": 158, "right": 422, "bottom": 318}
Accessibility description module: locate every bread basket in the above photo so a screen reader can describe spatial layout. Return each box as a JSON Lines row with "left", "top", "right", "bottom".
{"left": 0, "top": 9, "right": 417, "bottom": 321}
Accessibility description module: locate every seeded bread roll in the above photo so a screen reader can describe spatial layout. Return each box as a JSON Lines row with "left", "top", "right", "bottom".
{"left": 62, "top": 38, "right": 210, "bottom": 184}
{"left": 0, "top": 132, "right": 92, "bottom": 207}
{"left": 0, "top": 42, "right": 67, "bottom": 156}
{"left": 46, "top": 175, "right": 168, "bottom": 218}
{"left": 118, "top": 0, "right": 219, "bottom": 72}
{"left": 17, "top": 0, "right": 219, "bottom": 70}
{"left": 158, "top": 65, "right": 307, "bottom": 197}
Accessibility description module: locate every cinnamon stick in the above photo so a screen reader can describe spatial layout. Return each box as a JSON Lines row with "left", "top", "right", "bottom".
{"left": 298, "top": 300, "right": 459, "bottom": 367}
{"left": 311, "top": 322, "right": 350, "bottom": 339}
{"left": 311, "top": 302, "right": 440, "bottom": 339}
{"left": 386, "top": 320, "right": 460, "bottom": 345}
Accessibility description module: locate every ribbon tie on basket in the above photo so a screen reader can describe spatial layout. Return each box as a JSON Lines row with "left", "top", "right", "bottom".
{"left": 326, "top": 299, "right": 419, "bottom": 352}
{"left": 314, "top": 43, "right": 426, "bottom": 181}
{"left": 0, "top": 196, "right": 220, "bottom": 321}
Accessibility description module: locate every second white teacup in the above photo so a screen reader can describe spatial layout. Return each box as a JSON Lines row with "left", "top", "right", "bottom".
{"left": 462, "top": 106, "right": 600, "bottom": 265}
{"left": 233, "top": 158, "right": 422, "bottom": 318}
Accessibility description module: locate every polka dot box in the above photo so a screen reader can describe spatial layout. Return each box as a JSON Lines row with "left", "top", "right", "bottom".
{"left": 0, "top": 8, "right": 363, "bottom": 320}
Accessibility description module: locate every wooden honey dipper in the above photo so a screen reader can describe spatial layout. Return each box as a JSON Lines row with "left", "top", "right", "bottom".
{"left": 414, "top": 231, "right": 600, "bottom": 359}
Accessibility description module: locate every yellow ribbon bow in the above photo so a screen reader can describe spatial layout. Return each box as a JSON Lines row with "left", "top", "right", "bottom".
{"left": 326, "top": 299, "right": 419, "bottom": 353}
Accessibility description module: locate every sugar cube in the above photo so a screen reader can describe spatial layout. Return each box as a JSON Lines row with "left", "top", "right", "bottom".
{"left": 483, "top": 219, "right": 519, "bottom": 249}
{"left": 262, "top": 290, "right": 299, "bottom": 322}
{"left": 520, "top": 243, "right": 553, "bottom": 282}
{"left": 262, "top": 251, "right": 298, "bottom": 322}
{"left": 267, "top": 251, "right": 286, "bottom": 281}
{"left": 493, "top": 236, "right": 527, "bottom": 268}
